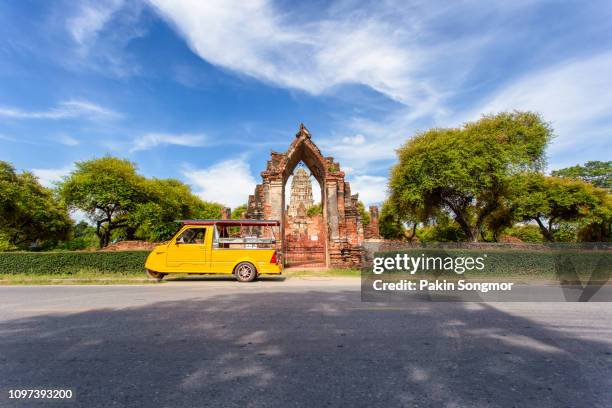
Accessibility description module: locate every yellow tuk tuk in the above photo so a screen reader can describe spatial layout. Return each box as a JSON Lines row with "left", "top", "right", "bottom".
{"left": 145, "top": 219, "right": 282, "bottom": 282}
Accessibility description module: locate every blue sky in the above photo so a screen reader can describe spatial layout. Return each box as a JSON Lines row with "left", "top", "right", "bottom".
{"left": 1, "top": 0, "right": 611, "bottom": 208}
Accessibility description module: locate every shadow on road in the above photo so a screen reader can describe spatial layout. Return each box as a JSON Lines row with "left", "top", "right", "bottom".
{"left": 0, "top": 290, "right": 610, "bottom": 407}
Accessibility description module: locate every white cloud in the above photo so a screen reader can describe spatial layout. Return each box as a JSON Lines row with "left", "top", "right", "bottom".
{"left": 318, "top": 118, "right": 408, "bottom": 172}
{"left": 31, "top": 165, "right": 75, "bottom": 188}
{"left": 145, "top": 1, "right": 548, "bottom": 114}
{"left": 63, "top": 0, "right": 146, "bottom": 77}
{"left": 49, "top": 0, "right": 611, "bottom": 176}
{"left": 57, "top": 134, "right": 80, "bottom": 146}
{"left": 182, "top": 158, "right": 257, "bottom": 208}
{"left": 142, "top": 1, "right": 508, "bottom": 174}
{"left": 68, "top": 0, "right": 125, "bottom": 45}
{"left": 130, "top": 132, "right": 207, "bottom": 152}
{"left": 143, "top": 0, "right": 612, "bottom": 175}
{"left": 349, "top": 174, "right": 387, "bottom": 206}
{"left": 0, "top": 100, "right": 120, "bottom": 120}
{"left": 341, "top": 134, "right": 365, "bottom": 145}
{"left": 146, "top": 0, "right": 439, "bottom": 108}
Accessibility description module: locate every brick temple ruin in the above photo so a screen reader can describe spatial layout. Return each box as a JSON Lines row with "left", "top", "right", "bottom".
{"left": 245, "top": 124, "right": 379, "bottom": 268}
{"left": 283, "top": 166, "right": 325, "bottom": 266}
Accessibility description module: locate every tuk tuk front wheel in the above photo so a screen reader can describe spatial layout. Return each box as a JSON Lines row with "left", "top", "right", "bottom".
{"left": 146, "top": 269, "right": 166, "bottom": 282}
{"left": 235, "top": 262, "right": 257, "bottom": 282}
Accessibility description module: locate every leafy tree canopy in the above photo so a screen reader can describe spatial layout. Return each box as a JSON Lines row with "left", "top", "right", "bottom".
{"left": 231, "top": 204, "right": 248, "bottom": 219}
{"left": 59, "top": 157, "right": 147, "bottom": 247}
{"left": 389, "top": 111, "right": 552, "bottom": 241}
{"left": 418, "top": 213, "right": 467, "bottom": 242}
{"left": 512, "top": 174, "right": 609, "bottom": 241}
{"left": 0, "top": 161, "right": 72, "bottom": 248}
{"left": 59, "top": 156, "right": 222, "bottom": 247}
{"left": 551, "top": 160, "right": 611, "bottom": 190}
{"left": 127, "top": 178, "right": 222, "bottom": 242}
{"left": 378, "top": 200, "right": 405, "bottom": 240}
{"left": 503, "top": 224, "right": 544, "bottom": 243}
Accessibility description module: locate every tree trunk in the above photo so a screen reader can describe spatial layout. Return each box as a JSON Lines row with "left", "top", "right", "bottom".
{"left": 535, "top": 217, "right": 554, "bottom": 242}
{"left": 100, "top": 210, "right": 114, "bottom": 248}
{"left": 442, "top": 198, "right": 477, "bottom": 242}
{"left": 95, "top": 223, "right": 112, "bottom": 248}
{"left": 453, "top": 213, "right": 477, "bottom": 242}
{"left": 95, "top": 221, "right": 104, "bottom": 248}
{"left": 475, "top": 200, "right": 497, "bottom": 242}
{"left": 405, "top": 223, "right": 417, "bottom": 241}
{"left": 125, "top": 226, "right": 136, "bottom": 240}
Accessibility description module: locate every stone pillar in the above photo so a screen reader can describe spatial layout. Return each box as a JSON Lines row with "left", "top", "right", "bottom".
{"left": 268, "top": 179, "right": 284, "bottom": 222}
{"left": 365, "top": 205, "right": 381, "bottom": 239}
{"left": 369, "top": 206, "right": 379, "bottom": 223}
{"left": 326, "top": 180, "right": 339, "bottom": 239}
{"left": 221, "top": 207, "right": 231, "bottom": 220}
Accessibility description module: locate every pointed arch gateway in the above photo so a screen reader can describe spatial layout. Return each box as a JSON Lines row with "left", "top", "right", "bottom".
{"left": 246, "top": 124, "right": 365, "bottom": 268}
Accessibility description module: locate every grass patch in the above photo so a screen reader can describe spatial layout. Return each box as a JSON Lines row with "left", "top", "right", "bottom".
{"left": 0, "top": 270, "right": 156, "bottom": 285}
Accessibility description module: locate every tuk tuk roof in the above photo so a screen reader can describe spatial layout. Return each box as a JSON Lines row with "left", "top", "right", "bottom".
{"left": 176, "top": 219, "right": 280, "bottom": 227}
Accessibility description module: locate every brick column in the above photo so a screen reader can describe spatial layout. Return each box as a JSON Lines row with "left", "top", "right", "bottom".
{"left": 221, "top": 207, "right": 231, "bottom": 220}
{"left": 326, "top": 180, "right": 339, "bottom": 239}
{"left": 365, "top": 205, "right": 381, "bottom": 239}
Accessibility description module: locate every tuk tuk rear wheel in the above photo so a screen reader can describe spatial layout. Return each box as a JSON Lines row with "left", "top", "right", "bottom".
{"left": 234, "top": 262, "right": 257, "bottom": 282}
{"left": 146, "top": 269, "right": 166, "bottom": 282}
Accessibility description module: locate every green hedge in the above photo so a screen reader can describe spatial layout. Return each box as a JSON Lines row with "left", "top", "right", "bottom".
{"left": 0, "top": 251, "right": 149, "bottom": 275}
{"left": 373, "top": 248, "right": 611, "bottom": 280}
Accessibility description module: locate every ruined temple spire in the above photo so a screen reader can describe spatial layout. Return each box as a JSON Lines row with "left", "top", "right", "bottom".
{"left": 296, "top": 123, "right": 311, "bottom": 138}
{"left": 287, "top": 167, "right": 314, "bottom": 218}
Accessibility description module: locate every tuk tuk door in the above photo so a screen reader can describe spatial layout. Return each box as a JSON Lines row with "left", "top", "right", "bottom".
{"left": 166, "top": 226, "right": 210, "bottom": 271}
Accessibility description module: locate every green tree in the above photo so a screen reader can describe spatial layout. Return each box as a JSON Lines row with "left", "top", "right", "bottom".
{"left": 127, "top": 178, "right": 222, "bottom": 242}
{"left": 0, "top": 161, "right": 72, "bottom": 249}
{"left": 389, "top": 111, "right": 552, "bottom": 241}
{"left": 503, "top": 224, "right": 544, "bottom": 243}
{"left": 58, "top": 157, "right": 148, "bottom": 248}
{"left": 513, "top": 174, "right": 608, "bottom": 241}
{"left": 378, "top": 200, "right": 406, "bottom": 240}
{"left": 381, "top": 191, "right": 433, "bottom": 241}
{"left": 306, "top": 203, "right": 322, "bottom": 217}
{"left": 417, "top": 213, "right": 467, "bottom": 242}
{"left": 231, "top": 204, "right": 248, "bottom": 219}
{"left": 356, "top": 201, "right": 371, "bottom": 226}
{"left": 55, "top": 221, "right": 98, "bottom": 250}
{"left": 577, "top": 193, "right": 612, "bottom": 241}
{"left": 552, "top": 160, "right": 611, "bottom": 190}
{"left": 59, "top": 157, "right": 224, "bottom": 246}
{"left": 481, "top": 203, "right": 516, "bottom": 242}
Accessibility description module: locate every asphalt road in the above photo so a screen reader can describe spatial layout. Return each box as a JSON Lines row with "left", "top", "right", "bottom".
{"left": 1, "top": 278, "right": 611, "bottom": 408}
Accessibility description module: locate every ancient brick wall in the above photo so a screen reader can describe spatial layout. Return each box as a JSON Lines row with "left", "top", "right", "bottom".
{"left": 283, "top": 213, "right": 325, "bottom": 266}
